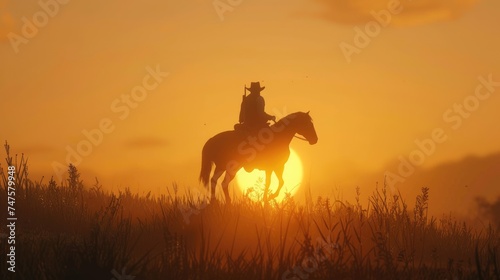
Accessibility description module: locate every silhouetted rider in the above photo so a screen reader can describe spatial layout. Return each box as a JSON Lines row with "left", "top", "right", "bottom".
{"left": 238, "top": 82, "right": 276, "bottom": 132}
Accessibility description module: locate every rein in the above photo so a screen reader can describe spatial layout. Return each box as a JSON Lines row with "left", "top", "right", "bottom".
{"left": 294, "top": 135, "right": 308, "bottom": 141}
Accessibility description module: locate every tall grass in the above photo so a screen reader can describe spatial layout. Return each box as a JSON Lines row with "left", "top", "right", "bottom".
{"left": 0, "top": 142, "right": 498, "bottom": 279}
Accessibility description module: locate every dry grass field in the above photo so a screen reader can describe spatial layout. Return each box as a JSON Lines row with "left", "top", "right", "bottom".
{"left": 0, "top": 144, "right": 498, "bottom": 280}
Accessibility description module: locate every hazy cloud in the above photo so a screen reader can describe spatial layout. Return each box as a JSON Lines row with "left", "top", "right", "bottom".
{"left": 313, "top": 0, "right": 479, "bottom": 26}
{"left": 126, "top": 137, "right": 169, "bottom": 149}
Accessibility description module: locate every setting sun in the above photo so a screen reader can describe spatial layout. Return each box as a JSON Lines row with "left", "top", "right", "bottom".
{"left": 236, "top": 148, "right": 303, "bottom": 202}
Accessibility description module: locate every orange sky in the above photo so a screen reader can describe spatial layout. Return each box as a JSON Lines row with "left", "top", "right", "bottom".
{"left": 1, "top": 0, "right": 499, "bottom": 206}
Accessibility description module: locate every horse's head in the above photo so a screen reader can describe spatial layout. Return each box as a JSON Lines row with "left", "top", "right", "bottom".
{"left": 287, "top": 111, "right": 318, "bottom": 145}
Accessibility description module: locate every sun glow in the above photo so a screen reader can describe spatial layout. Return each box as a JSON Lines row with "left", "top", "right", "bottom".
{"left": 236, "top": 148, "right": 303, "bottom": 202}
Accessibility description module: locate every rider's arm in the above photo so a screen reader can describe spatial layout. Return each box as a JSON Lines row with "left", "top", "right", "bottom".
{"left": 257, "top": 96, "right": 274, "bottom": 120}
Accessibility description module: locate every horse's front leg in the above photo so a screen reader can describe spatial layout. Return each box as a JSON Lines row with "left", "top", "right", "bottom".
{"left": 269, "top": 165, "right": 284, "bottom": 200}
{"left": 263, "top": 169, "right": 272, "bottom": 202}
{"left": 221, "top": 171, "right": 236, "bottom": 204}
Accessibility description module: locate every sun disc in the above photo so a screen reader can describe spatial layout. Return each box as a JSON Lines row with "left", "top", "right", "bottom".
{"left": 236, "top": 148, "right": 303, "bottom": 202}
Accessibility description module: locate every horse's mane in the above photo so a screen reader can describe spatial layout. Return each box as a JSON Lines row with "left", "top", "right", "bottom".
{"left": 276, "top": 111, "right": 312, "bottom": 126}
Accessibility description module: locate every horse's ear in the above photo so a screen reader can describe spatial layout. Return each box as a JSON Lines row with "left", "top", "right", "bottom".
{"left": 306, "top": 111, "right": 310, "bottom": 115}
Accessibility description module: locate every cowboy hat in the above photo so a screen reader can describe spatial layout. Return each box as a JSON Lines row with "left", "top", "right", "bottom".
{"left": 246, "top": 82, "right": 265, "bottom": 93}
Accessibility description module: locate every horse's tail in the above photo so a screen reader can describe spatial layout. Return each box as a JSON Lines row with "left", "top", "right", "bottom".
{"left": 199, "top": 142, "right": 213, "bottom": 188}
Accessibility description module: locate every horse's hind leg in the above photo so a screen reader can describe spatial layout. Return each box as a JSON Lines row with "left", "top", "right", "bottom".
{"left": 263, "top": 170, "right": 272, "bottom": 202}
{"left": 210, "top": 165, "right": 224, "bottom": 203}
{"left": 221, "top": 172, "right": 234, "bottom": 204}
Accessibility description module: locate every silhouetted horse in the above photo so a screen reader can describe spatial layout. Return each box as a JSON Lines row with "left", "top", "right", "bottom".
{"left": 199, "top": 111, "right": 318, "bottom": 203}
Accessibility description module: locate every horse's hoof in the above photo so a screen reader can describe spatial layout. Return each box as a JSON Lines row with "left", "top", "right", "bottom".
{"left": 268, "top": 192, "right": 279, "bottom": 200}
